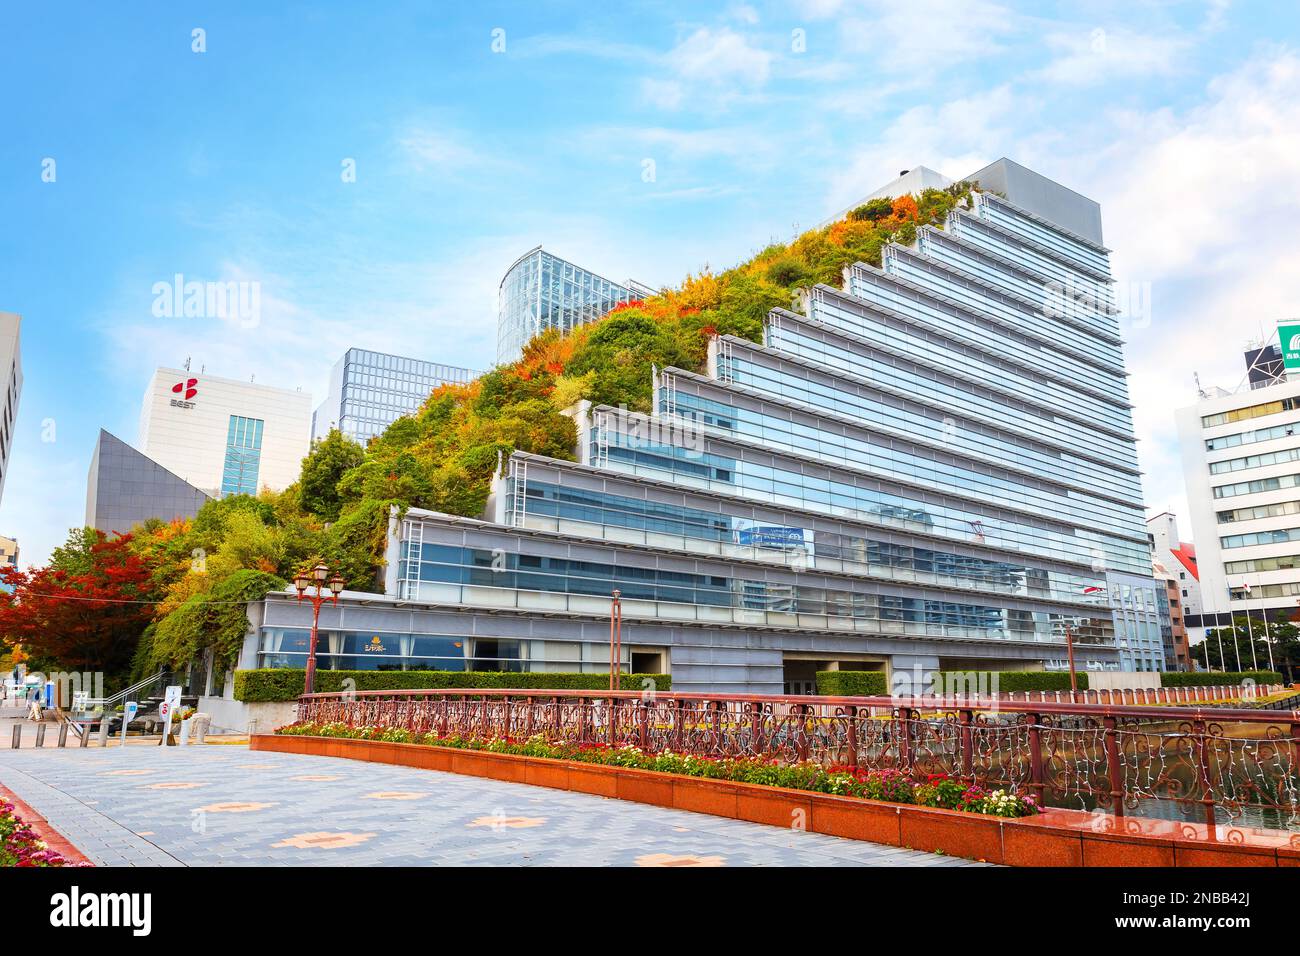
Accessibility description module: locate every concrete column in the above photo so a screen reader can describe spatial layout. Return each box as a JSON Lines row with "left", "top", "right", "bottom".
{"left": 887, "top": 654, "right": 940, "bottom": 699}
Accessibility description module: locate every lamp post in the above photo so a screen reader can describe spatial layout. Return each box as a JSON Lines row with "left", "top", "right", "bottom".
{"left": 608, "top": 590, "right": 623, "bottom": 692}
{"left": 1065, "top": 624, "right": 1078, "bottom": 703}
{"left": 295, "top": 563, "right": 346, "bottom": 696}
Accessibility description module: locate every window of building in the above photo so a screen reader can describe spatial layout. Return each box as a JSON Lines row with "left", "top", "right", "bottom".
{"left": 221, "top": 415, "right": 264, "bottom": 496}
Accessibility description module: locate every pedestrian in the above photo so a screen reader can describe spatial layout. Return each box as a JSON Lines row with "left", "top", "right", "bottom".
{"left": 26, "top": 683, "right": 42, "bottom": 721}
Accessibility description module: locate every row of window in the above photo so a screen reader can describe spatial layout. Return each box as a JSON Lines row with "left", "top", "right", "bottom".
{"left": 1208, "top": 444, "right": 1300, "bottom": 475}
{"left": 671, "top": 372, "right": 1142, "bottom": 504}
{"left": 1229, "top": 581, "right": 1300, "bottom": 601}
{"left": 1223, "top": 553, "right": 1300, "bottom": 574}
{"left": 946, "top": 210, "right": 1114, "bottom": 307}
{"left": 759, "top": 321, "right": 1139, "bottom": 467}
{"left": 915, "top": 228, "right": 1119, "bottom": 340}
{"left": 1201, "top": 396, "right": 1300, "bottom": 429}
{"left": 1217, "top": 499, "right": 1300, "bottom": 523}
{"left": 1204, "top": 419, "right": 1300, "bottom": 451}
{"left": 591, "top": 425, "right": 1152, "bottom": 575}
{"left": 509, "top": 477, "right": 1110, "bottom": 604}
{"left": 395, "top": 542, "right": 1115, "bottom": 645}
{"left": 1220, "top": 527, "right": 1300, "bottom": 550}
{"left": 258, "top": 629, "right": 524, "bottom": 672}
{"left": 845, "top": 269, "right": 1130, "bottom": 405}
{"left": 662, "top": 388, "right": 1145, "bottom": 539}
{"left": 972, "top": 191, "right": 1112, "bottom": 276}
{"left": 345, "top": 351, "right": 475, "bottom": 381}
{"left": 1212, "top": 472, "right": 1300, "bottom": 499}
{"left": 882, "top": 248, "right": 1125, "bottom": 370}
{"left": 806, "top": 293, "right": 1136, "bottom": 436}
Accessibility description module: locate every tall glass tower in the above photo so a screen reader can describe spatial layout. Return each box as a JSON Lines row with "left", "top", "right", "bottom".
{"left": 496, "top": 247, "right": 648, "bottom": 365}
{"left": 312, "top": 348, "right": 478, "bottom": 445}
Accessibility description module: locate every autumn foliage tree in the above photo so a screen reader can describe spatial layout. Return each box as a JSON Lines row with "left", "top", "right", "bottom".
{"left": 0, "top": 529, "right": 158, "bottom": 679}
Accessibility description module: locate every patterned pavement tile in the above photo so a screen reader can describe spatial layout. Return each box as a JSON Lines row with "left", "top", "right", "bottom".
{"left": 362, "top": 791, "right": 428, "bottom": 801}
{"left": 636, "top": 853, "right": 726, "bottom": 867}
{"left": 0, "top": 746, "right": 993, "bottom": 867}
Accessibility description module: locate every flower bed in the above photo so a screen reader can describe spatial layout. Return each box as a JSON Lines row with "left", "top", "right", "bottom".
{"left": 277, "top": 721, "right": 1040, "bottom": 819}
{"left": 0, "top": 800, "right": 87, "bottom": 868}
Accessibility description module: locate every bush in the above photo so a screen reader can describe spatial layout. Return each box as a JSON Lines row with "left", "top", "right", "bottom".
{"left": 932, "top": 671, "right": 1090, "bottom": 693}
{"left": 814, "top": 671, "right": 888, "bottom": 697}
{"left": 1159, "top": 670, "right": 1282, "bottom": 688}
{"left": 275, "top": 723, "right": 1042, "bottom": 818}
{"left": 234, "top": 669, "right": 671, "bottom": 702}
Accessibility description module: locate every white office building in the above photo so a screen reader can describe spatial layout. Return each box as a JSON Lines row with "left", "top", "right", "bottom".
{"left": 1146, "top": 511, "right": 1202, "bottom": 621}
{"left": 1176, "top": 352, "right": 1300, "bottom": 646}
{"left": 138, "top": 368, "right": 312, "bottom": 498}
{"left": 0, "top": 313, "right": 22, "bottom": 506}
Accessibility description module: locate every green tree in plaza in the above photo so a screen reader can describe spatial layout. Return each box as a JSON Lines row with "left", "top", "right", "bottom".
{"left": 1201, "top": 613, "right": 1297, "bottom": 677}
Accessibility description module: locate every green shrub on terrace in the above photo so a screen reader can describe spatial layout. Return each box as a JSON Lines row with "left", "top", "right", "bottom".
{"left": 233, "top": 669, "right": 671, "bottom": 702}
{"left": 932, "top": 671, "right": 1091, "bottom": 693}
{"left": 814, "top": 671, "right": 889, "bottom": 697}
{"left": 1158, "top": 670, "right": 1282, "bottom": 688}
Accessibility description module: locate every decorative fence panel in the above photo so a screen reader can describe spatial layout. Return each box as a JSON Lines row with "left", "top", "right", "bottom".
{"left": 296, "top": 688, "right": 1300, "bottom": 828}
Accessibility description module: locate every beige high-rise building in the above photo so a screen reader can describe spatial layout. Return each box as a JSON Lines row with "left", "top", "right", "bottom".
{"left": 0, "top": 313, "right": 23, "bottom": 506}
{"left": 0, "top": 535, "right": 17, "bottom": 570}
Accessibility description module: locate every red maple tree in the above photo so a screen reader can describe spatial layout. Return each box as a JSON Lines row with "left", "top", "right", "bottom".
{"left": 0, "top": 531, "right": 158, "bottom": 676}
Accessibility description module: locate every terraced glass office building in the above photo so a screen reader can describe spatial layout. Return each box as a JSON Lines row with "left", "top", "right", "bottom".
{"left": 242, "top": 159, "right": 1162, "bottom": 693}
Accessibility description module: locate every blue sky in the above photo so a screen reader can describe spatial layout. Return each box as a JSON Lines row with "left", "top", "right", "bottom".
{"left": 2, "top": 0, "right": 1299, "bottom": 564}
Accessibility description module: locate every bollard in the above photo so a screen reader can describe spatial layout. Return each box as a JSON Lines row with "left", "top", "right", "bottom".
{"left": 79, "top": 722, "right": 89, "bottom": 748}
{"left": 97, "top": 718, "right": 111, "bottom": 748}
{"left": 57, "top": 723, "right": 68, "bottom": 748}
{"left": 34, "top": 723, "right": 46, "bottom": 748}
{"left": 10, "top": 724, "right": 20, "bottom": 749}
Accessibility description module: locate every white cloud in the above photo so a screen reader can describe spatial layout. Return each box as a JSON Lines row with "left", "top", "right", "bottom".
{"left": 822, "top": 85, "right": 1022, "bottom": 213}
{"left": 836, "top": 0, "right": 1019, "bottom": 72}
{"left": 1077, "top": 52, "right": 1300, "bottom": 527}
{"left": 642, "top": 27, "right": 774, "bottom": 110}
{"left": 1034, "top": 27, "right": 1189, "bottom": 86}
{"left": 396, "top": 125, "right": 483, "bottom": 171}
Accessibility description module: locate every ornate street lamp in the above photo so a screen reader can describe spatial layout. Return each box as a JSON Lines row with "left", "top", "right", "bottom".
{"left": 608, "top": 589, "right": 623, "bottom": 693}
{"left": 296, "top": 563, "right": 346, "bottom": 696}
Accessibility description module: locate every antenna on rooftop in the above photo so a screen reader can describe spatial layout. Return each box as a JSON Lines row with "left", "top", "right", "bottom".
{"left": 184, "top": 356, "right": 191, "bottom": 372}
{"left": 1194, "top": 371, "right": 1207, "bottom": 399}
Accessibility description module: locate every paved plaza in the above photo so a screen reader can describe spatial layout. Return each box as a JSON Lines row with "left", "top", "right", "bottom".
{"left": 0, "top": 745, "right": 987, "bottom": 867}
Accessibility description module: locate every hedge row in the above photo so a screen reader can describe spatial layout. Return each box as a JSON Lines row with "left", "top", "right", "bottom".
{"left": 933, "top": 671, "right": 1090, "bottom": 693}
{"left": 814, "top": 671, "right": 889, "bottom": 697}
{"left": 233, "top": 669, "right": 671, "bottom": 702}
{"left": 1158, "top": 670, "right": 1283, "bottom": 688}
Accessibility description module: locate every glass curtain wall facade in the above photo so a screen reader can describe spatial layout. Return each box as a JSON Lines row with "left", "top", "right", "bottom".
{"left": 496, "top": 247, "right": 642, "bottom": 365}
{"left": 313, "top": 348, "right": 478, "bottom": 444}
{"left": 221, "top": 415, "right": 264, "bottom": 496}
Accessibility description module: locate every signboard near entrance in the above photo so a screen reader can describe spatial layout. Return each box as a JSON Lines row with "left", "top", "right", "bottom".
{"left": 159, "top": 685, "right": 182, "bottom": 746}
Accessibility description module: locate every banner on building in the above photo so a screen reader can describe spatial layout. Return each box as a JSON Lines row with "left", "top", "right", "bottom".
{"left": 1278, "top": 320, "right": 1300, "bottom": 370}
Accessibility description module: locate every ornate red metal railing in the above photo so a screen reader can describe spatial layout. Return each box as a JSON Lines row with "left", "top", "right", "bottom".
{"left": 295, "top": 688, "right": 1300, "bottom": 829}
